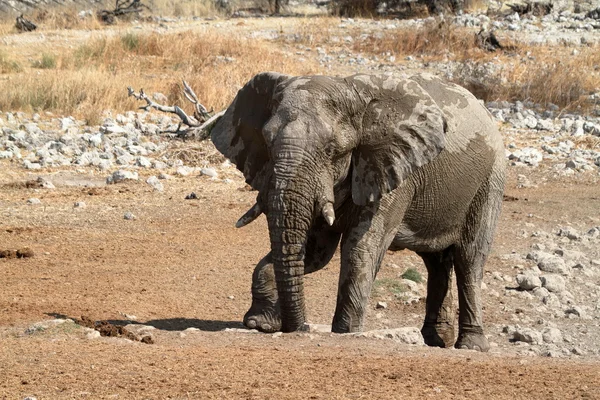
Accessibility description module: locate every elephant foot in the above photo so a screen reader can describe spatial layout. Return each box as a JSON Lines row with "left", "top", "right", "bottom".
{"left": 421, "top": 323, "right": 455, "bottom": 348}
{"left": 454, "top": 327, "right": 490, "bottom": 352}
{"left": 243, "top": 300, "right": 281, "bottom": 333}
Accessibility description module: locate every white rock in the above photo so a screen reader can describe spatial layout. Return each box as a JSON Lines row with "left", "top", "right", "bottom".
{"left": 400, "top": 278, "right": 419, "bottom": 292}
{"left": 106, "top": 170, "right": 139, "bottom": 184}
{"left": 538, "top": 255, "right": 569, "bottom": 275}
{"left": 136, "top": 156, "right": 152, "bottom": 168}
{"left": 176, "top": 166, "right": 195, "bottom": 177}
{"left": 124, "top": 211, "right": 136, "bottom": 220}
{"left": 532, "top": 287, "right": 550, "bottom": 298}
{"left": 152, "top": 160, "right": 168, "bottom": 170}
{"left": 88, "top": 133, "right": 103, "bottom": 147}
{"left": 74, "top": 201, "right": 86, "bottom": 208}
{"left": 86, "top": 330, "right": 101, "bottom": 339}
{"left": 101, "top": 124, "right": 127, "bottom": 134}
{"left": 376, "top": 301, "right": 388, "bottom": 309}
{"left": 516, "top": 272, "right": 542, "bottom": 290}
{"left": 355, "top": 327, "right": 424, "bottom": 345}
{"left": 146, "top": 176, "right": 164, "bottom": 192}
{"left": 36, "top": 177, "right": 55, "bottom": 189}
{"left": 200, "top": 167, "right": 218, "bottom": 178}
{"left": 23, "top": 160, "right": 42, "bottom": 170}
{"left": 565, "top": 306, "right": 584, "bottom": 318}
{"left": 301, "top": 324, "right": 331, "bottom": 333}
{"left": 540, "top": 275, "right": 566, "bottom": 293}
{"left": 27, "top": 198, "right": 41, "bottom": 205}
{"left": 542, "top": 327, "right": 563, "bottom": 343}
{"left": 513, "top": 328, "right": 543, "bottom": 345}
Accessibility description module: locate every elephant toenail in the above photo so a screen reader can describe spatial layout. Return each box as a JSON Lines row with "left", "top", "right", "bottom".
{"left": 246, "top": 320, "right": 257, "bottom": 328}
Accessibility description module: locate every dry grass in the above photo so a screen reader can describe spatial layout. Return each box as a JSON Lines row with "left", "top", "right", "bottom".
{"left": 354, "top": 20, "right": 491, "bottom": 60}
{"left": 149, "top": 0, "right": 220, "bottom": 17}
{"left": 353, "top": 21, "right": 600, "bottom": 109}
{"left": 0, "top": 30, "right": 322, "bottom": 121}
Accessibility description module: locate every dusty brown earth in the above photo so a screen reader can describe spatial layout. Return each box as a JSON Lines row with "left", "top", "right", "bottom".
{"left": 1, "top": 14, "right": 600, "bottom": 400}
{"left": 1, "top": 161, "right": 599, "bottom": 399}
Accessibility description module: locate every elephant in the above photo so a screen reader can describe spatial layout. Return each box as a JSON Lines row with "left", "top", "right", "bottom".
{"left": 209, "top": 71, "right": 506, "bottom": 351}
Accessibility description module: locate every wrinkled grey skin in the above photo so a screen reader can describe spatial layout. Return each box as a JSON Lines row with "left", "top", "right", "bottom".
{"left": 211, "top": 72, "right": 505, "bottom": 351}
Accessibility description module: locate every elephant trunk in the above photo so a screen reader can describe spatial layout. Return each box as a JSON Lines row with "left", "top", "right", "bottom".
{"left": 267, "top": 163, "right": 315, "bottom": 332}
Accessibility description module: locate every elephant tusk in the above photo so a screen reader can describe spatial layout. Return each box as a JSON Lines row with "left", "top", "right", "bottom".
{"left": 235, "top": 202, "right": 263, "bottom": 228}
{"left": 322, "top": 202, "right": 335, "bottom": 226}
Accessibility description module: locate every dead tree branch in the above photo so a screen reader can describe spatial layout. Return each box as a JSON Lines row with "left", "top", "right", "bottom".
{"left": 127, "top": 80, "right": 224, "bottom": 140}
{"left": 98, "top": 0, "right": 150, "bottom": 25}
{"left": 15, "top": 14, "right": 36, "bottom": 32}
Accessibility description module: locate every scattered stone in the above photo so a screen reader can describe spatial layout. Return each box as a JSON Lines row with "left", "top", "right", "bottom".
{"left": 27, "top": 198, "right": 41, "bottom": 205}
{"left": 136, "top": 156, "right": 152, "bottom": 168}
{"left": 86, "top": 330, "right": 101, "bottom": 339}
{"left": 23, "top": 160, "right": 42, "bottom": 170}
{"left": 542, "top": 327, "right": 563, "bottom": 343}
{"left": 565, "top": 306, "right": 584, "bottom": 318}
{"left": 158, "top": 173, "right": 172, "bottom": 180}
{"left": 537, "top": 254, "right": 569, "bottom": 275}
{"left": 376, "top": 301, "right": 388, "bottom": 309}
{"left": 176, "top": 166, "right": 195, "bottom": 177}
{"left": 36, "top": 177, "right": 55, "bottom": 189}
{"left": 571, "top": 347, "right": 585, "bottom": 356}
{"left": 540, "top": 275, "right": 566, "bottom": 293}
{"left": 200, "top": 167, "right": 218, "bottom": 178}
{"left": 516, "top": 272, "right": 542, "bottom": 290}
{"left": 512, "top": 328, "right": 543, "bottom": 345}
{"left": 146, "top": 176, "right": 164, "bottom": 192}
{"left": 185, "top": 192, "right": 198, "bottom": 200}
{"left": 355, "top": 327, "right": 424, "bottom": 345}
{"left": 106, "top": 170, "right": 139, "bottom": 184}
{"left": 124, "top": 212, "right": 136, "bottom": 220}
{"left": 301, "top": 324, "right": 331, "bottom": 333}
{"left": 74, "top": 201, "right": 86, "bottom": 208}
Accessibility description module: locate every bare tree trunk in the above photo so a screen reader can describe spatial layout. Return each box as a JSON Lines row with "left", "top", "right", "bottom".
{"left": 421, "top": 0, "right": 464, "bottom": 14}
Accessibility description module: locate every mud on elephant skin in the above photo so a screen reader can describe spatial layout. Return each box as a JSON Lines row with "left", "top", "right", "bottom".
{"left": 209, "top": 72, "right": 506, "bottom": 352}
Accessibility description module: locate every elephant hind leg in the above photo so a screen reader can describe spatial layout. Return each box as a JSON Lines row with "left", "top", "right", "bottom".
{"left": 419, "top": 248, "right": 455, "bottom": 348}
{"left": 453, "top": 178, "right": 503, "bottom": 352}
{"left": 244, "top": 226, "right": 341, "bottom": 333}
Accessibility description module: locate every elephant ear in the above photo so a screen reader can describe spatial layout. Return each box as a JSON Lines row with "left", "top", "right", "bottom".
{"left": 211, "top": 72, "right": 289, "bottom": 191}
{"left": 352, "top": 80, "right": 446, "bottom": 206}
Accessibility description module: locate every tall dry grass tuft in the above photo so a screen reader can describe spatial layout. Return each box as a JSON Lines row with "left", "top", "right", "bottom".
{"left": 456, "top": 45, "right": 600, "bottom": 109}
{"left": 149, "top": 0, "right": 220, "bottom": 17}
{"left": 0, "top": 30, "right": 322, "bottom": 118}
{"left": 29, "top": 7, "right": 104, "bottom": 30}
{"left": 354, "top": 21, "right": 599, "bottom": 109}
{"left": 0, "top": 51, "right": 23, "bottom": 73}
{"left": 355, "top": 20, "right": 480, "bottom": 59}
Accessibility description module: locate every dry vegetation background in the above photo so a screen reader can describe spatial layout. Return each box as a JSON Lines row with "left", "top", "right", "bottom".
{"left": 0, "top": 3, "right": 599, "bottom": 124}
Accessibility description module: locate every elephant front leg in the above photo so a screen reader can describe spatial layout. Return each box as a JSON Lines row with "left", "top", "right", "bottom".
{"left": 332, "top": 228, "right": 395, "bottom": 333}
{"left": 244, "top": 253, "right": 281, "bottom": 333}
{"left": 244, "top": 227, "right": 341, "bottom": 333}
{"left": 418, "top": 250, "right": 456, "bottom": 348}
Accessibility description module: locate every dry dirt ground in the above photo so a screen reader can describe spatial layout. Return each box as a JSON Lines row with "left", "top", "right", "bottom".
{"left": 1, "top": 16, "right": 600, "bottom": 400}
{"left": 1, "top": 163, "right": 599, "bottom": 399}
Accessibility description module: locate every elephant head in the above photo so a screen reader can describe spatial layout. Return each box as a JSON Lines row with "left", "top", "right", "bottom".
{"left": 211, "top": 72, "right": 447, "bottom": 331}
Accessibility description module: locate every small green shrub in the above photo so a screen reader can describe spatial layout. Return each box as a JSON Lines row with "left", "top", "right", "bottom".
{"left": 374, "top": 278, "right": 407, "bottom": 296}
{"left": 0, "top": 51, "right": 23, "bottom": 73}
{"left": 401, "top": 268, "right": 423, "bottom": 283}
{"left": 32, "top": 53, "right": 57, "bottom": 69}
{"left": 121, "top": 33, "right": 140, "bottom": 52}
